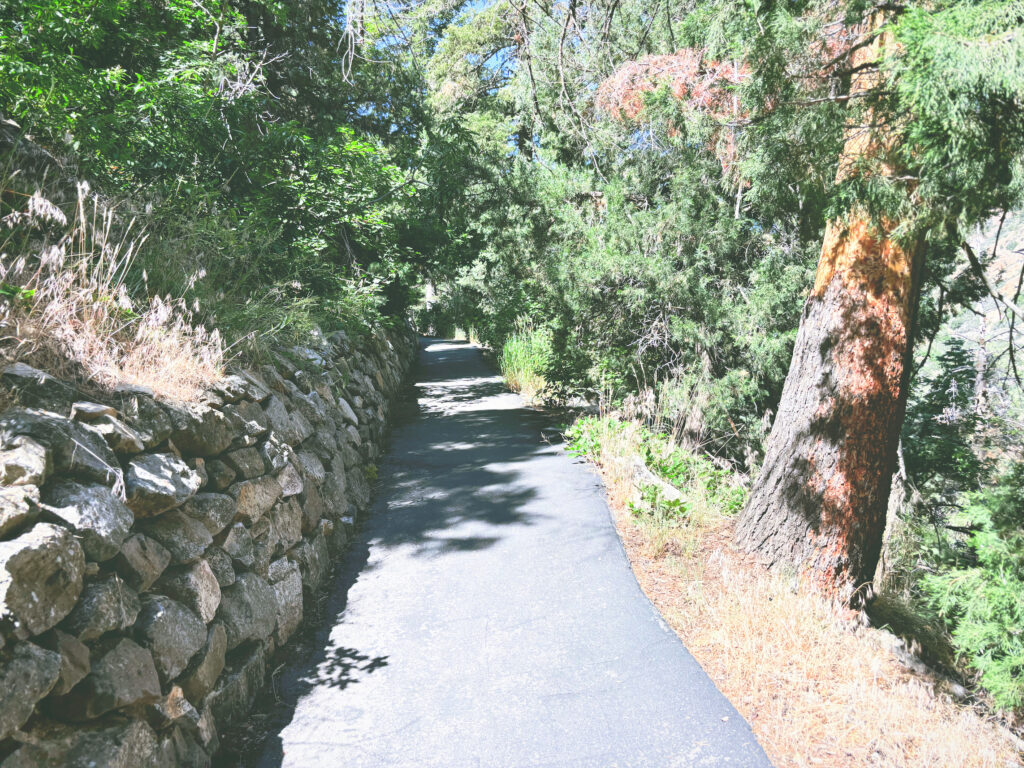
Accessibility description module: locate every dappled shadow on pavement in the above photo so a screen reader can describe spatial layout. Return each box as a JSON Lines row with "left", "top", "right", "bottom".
{"left": 221, "top": 339, "right": 554, "bottom": 767}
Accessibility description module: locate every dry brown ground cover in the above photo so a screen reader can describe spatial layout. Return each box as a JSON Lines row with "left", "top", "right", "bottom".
{"left": 585, "top": 420, "right": 1023, "bottom": 768}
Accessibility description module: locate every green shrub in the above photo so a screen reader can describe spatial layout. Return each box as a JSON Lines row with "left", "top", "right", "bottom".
{"left": 499, "top": 319, "right": 552, "bottom": 399}
{"left": 921, "top": 466, "right": 1024, "bottom": 711}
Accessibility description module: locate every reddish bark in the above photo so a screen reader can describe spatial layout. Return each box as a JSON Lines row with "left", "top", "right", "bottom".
{"left": 734, "top": 19, "right": 922, "bottom": 606}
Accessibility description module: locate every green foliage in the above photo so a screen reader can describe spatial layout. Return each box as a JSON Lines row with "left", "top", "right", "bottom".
{"left": 0, "top": 0, "right": 483, "bottom": 351}
{"left": 498, "top": 319, "right": 551, "bottom": 398}
{"left": 566, "top": 415, "right": 748, "bottom": 520}
{"left": 921, "top": 467, "right": 1024, "bottom": 711}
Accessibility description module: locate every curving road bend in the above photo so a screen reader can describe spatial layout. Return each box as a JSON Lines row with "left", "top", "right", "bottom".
{"left": 237, "top": 338, "right": 771, "bottom": 768}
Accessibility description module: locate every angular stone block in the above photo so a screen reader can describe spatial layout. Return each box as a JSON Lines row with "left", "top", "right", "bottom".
{"left": 114, "top": 533, "right": 171, "bottom": 592}
{"left": 271, "top": 498, "right": 302, "bottom": 554}
{"left": 125, "top": 453, "right": 202, "bottom": 517}
{"left": 269, "top": 559, "right": 303, "bottom": 646}
{"left": 0, "top": 484, "right": 40, "bottom": 539}
{"left": 38, "top": 629, "right": 90, "bottom": 696}
{"left": 0, "top": 641, "right": 61, "bottom": 740}
{"left": 179, "top": 493, "right": 236, "bottom": 536}
{"left": 139, "top": 510, "right": 213, "bottom": 565}
{"left": 0, "top": 409, "right": 120, "bottom": 486}
{"left": 49, "top": 638, "right": 161, "bottom": 720}
{"left": 204, "top": 642, "right": 267, "bottom": 728}
{"left": 276, "top": 462, "right": 303, "bottom": 498}
{"left": 216, "top": 523, "right": 253, "bottom": 571}
{"left": 156, "top": 560, "right": 221, "bottom": 624}
{"left": 163, "top": 402, "right": 234, "bottom": 458}
{"left": 0, "top": 523, "right": 84, "bottom": 636}
{"left": 223, "top": 446, "right": 265, "bottom": 480}
{"left": 0, "top": 434, "right": 50, "bottom": 487}
{"left": 203, "top": 546, "right": 236, "bottom": 588}
{"left": 203, "top": 459, "right": 236, "bottom": 492}
{"left": 217, "top": 573, "right": 276, "bottom": 650}
{"left": 44, "top": 481, "right": 133, "bottom": 562}
{"left": 61, "top": 574, "right": 140, "bottom": 642}
{"left": 134, "top": 595, "right": 207, "bottom": 683}
{"left": 177, "top": 623, "right": 226, "bottom": 704}
{"left": 228, "top": 475, "right": 281, "bottom": 526}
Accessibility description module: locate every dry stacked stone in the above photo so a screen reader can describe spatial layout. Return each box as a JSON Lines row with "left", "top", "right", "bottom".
{"left": 0, "top": 326, "right": 415, "bottom": 766}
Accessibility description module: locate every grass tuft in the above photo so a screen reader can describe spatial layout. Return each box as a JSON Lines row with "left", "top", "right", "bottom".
{"left": 1, "top": 180, "right": 223, "bottom": 400}
{"left": 499, "top": 319, "right": 551, "bottom": 402}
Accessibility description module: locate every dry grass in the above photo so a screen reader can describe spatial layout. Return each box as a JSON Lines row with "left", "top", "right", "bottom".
{"left": 1, "top": 181, "right": 223, "bottom": 401}
{"left": 584, "top": 418, "right": 1022, "bottom": 768}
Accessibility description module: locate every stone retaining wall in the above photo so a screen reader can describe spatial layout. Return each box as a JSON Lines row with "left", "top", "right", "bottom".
{"left": 0, "top": 326, "right": 416, "bottom": 766}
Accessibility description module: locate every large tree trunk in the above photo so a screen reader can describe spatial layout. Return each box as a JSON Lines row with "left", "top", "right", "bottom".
{"left": 734, "top": 20, "right": 923, "bottom": 606}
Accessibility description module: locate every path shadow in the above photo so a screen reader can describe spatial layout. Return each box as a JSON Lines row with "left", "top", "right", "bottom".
{"left": 219, "top": 338, "right": 557, "bottom": 767}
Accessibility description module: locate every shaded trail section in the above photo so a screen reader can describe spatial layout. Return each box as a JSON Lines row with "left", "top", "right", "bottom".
{"left": 236, "top": 339, "right": 771, "bottom": 767}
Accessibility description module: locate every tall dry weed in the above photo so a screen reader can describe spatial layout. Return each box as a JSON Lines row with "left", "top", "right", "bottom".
{"left": 1, "top": 180, "right": 223, "bottom": 401}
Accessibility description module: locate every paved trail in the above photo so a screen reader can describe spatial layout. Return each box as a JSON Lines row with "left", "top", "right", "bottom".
{"left": 241, "top": 339, "right": 771, "bottom": 768}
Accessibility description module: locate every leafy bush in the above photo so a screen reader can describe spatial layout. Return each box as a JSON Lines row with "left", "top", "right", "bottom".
{"left": 567, "top": 415, "right": 747, "bottom": 522}
{"left": 921, "top": 467, "right": 1024, "bottom": 712}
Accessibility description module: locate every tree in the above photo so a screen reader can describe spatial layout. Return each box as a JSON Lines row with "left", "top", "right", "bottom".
{"left": 736, "top": 2, "right": 1024, "bottom": 606}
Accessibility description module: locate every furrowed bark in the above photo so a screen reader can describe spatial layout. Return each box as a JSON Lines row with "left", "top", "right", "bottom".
{"left": 735, "top": 17, "right": 923, "bottom": 606}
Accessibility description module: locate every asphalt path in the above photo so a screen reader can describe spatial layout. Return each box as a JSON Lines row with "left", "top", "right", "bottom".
{"left": 241, "top": 338, "right": 771, "bottom": 768}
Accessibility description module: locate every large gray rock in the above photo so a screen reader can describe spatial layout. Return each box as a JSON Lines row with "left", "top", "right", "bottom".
{"left": 0, "top": 523, "right": 84, "bottom": 636}
{"left": 320, "top": 470, "right": 348, "bottom": 515}
{"left": 44, "top": 481, "right": 133, "bottom": 562}
{"left": 124, "top": 453, "right": 202, "bottom": 517}
{"left": 0, "top": 409, "right": 120, "bottom": 486}
{"left": 258, "top": 433, "right": 292, "bottom": 473}
{"left": 268, "top": 558, "right": 303, "bottom": 646}
{"left": 276, "top": 462, "right": 303, "bottom": 498}
{"left": 288, "top": 409, "right": 315, "bottom": 445}
{"left": 179, "top": 493, "right": 236, "bottom": 536}
{"left": 0, "top": 435, "right": 49, "bottom": 486}
{"left": 263, "top": 395, "right": 310, "bottom": 446}
{"left": 154, "top": 722, "right": 211, "bottom": 768}
{"left": 86, "top": 414, "right": 147, "bottom": 455}
{"left": 177, "top": 623, "right": 226, "bottom": 703}
{"left": 113, "top": 390, "right": 174, "bottom": 449}
{"left": 287, "top": 531, "right": 330, "bottom": 598}
{"left": 216, "top": 370, "right": 271, "bottom": 403}
{"left": 204, "top": 641, "right": 267, "bottom": 728}
{"left": 295, "top": 450, "right": 326, "bottom": 486}
{"left": 271, "top": 498, "right": 303, "bottom": 554}
{"left": 216, "top": 523, "right": 253, "bottom": 570}
{"left": 222, "top": 399, "right": 269, "bottom": 441}
{"left": 203, "top": 458, "right": 236, "bottom": 492}
{"left": 114, "top": 533, "right": 171, "bottom": 592}
{"left": 305, "top": 427, "right": 338, "bottom": 462}
{"left": 0, "top": 485, "right": 40, "bottom": 539}
{"left": 0, "top": 641, "right": 61, "bottom": 740}
{"left": 249, "top": 516, "right": 278, "bottom": 577}
{"left": 163, "top": 402, "right": 233, "bottom": 457}
{"left": 222, "top": 446, "right": 265, "bottom": 480}
{"left": 156, "top": 560, "right": 221, "bottom": 623}
{"left": 203, "top": 546, "right": 235, "bottom": 588}
{"left": 134, "top": 595, "right": 207, "bottom": 683}
{"left": 228, "top": 475, "right": 281, "bottom": 525}
{"left": 38, "top": 629, "right": 90, "bottom": 695}
{"left": 1, "top": 363, "right": 76, "bottom": 410}
{"left": 61, "top": 574, "right": 140, "bottom": 642}
{"left": 139, "top": 509, "right": 213, "bottom": 564}
{"left": 49, "top": 638, "right": 161, "bottom": 720}
{"left": 217, "top": 573, "right": 277, "bottom": 650}
{"left": 300, "top": 483, "right": 329, "bottom": 534}
{"left": 4, "top": 719, "right": 160, "bottom": 767}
